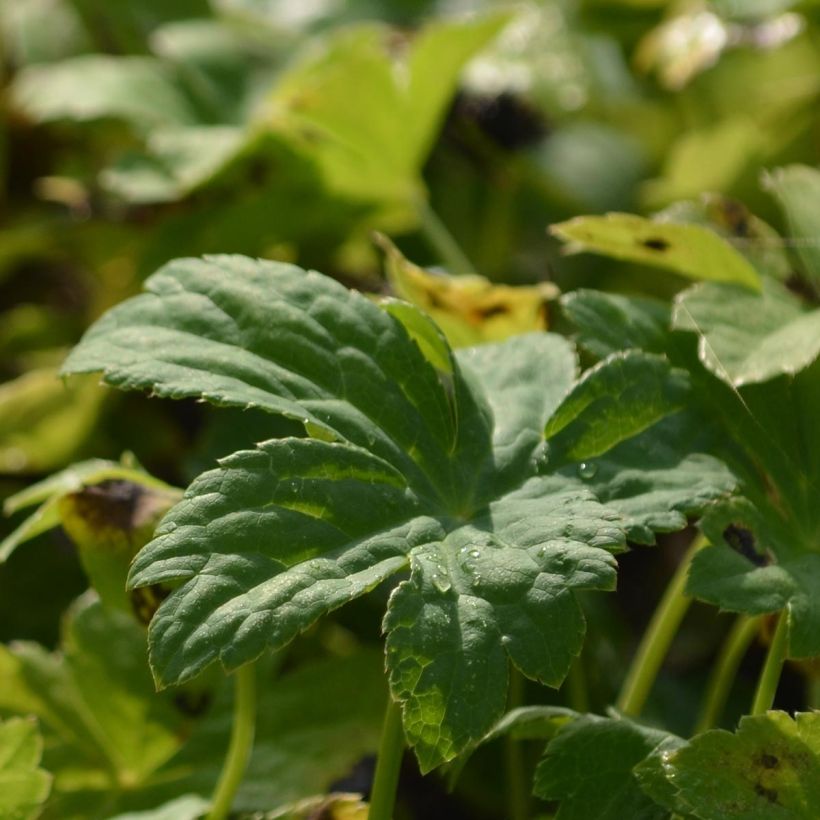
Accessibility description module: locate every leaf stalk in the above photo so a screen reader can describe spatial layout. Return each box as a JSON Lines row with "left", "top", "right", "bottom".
{"left": 369, "top": 696, "right": 405, "bottom": 820}
{"left": 751, "top": 610, "right": 789, "bottom": 715}
{"left": 616, "top": 536, "right": 705, "bottom": 717}
{"left": 207, "top": 662, "right": 257, "bottom": 820}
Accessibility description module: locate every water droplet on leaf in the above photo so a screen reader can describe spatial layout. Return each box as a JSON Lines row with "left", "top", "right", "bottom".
{"left": 577, "top": 461, "right": 598, "bottom": 479}
{"left": 431, "top": 573, "right": 452, "bottom": 593}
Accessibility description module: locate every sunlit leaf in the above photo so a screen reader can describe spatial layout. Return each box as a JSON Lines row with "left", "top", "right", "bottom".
{"left": 551, "top": 213, "right": 761, "bottom": 290}
{"left": 0, "top": 717, "right": 52, "bottom": 820}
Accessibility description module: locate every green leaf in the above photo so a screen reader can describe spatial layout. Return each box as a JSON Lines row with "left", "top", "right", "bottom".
{"left": 544, "top": 351, "right": 690, "bottom": 465}
{"left": 262, "top": 14, "right": 507, "bottom": 207}
{"left": 11, "top": 55, "right": 201, "bottom": 130}
{"left": 0, "top": 595, "right": 190, "bottom": 815}
{"left": 567, "top": 413, "right": 737, "bottom": 545}
{"left": 0, "top": 717, "right": 52, "bottom": 820}
{"left": 560, "top": 290, "right": 671, "bottom": 361}
{"left": 661, "top": 712, "right": 820, "bottom": 819}
{"left": 0, "top": 368, "right": 105, "bottom": 476}
{"left": 658, "top": 194, "right": 792, "bottom": 281}
{"left": 672, "top": 278, "right": 820, "bottom": 386}
{"left": 533, "top": 714, "right": 673, "bottom": 820}
{"left": 688, "top": 497, "right": 820, "bottom": 658}
{"left": 101, "top": 126, "right": 245, "bottom": 204}
{"left": 633, "top": 736, "right": 690, "bottom": 816}
{"left": 63, "top": 256, "right": 637, "bottom": 769}
{"left": 764, "top": 164, "right": 820, "bottom": 292}
{"left": 551, "top": 213, "right": 761, "bottom": 290}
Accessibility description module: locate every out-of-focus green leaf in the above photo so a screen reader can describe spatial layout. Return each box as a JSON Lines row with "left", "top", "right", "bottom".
{"left": 0, "top": 717, "right": 52, "bottom": 820}
{"left": 551, "top": 212, "right": 761, "bottom": 289}
{"left": 105, "top": 794, "right": 209, "bottom": 820}
{"left": 101, "top": 127, "right": 245, "bottom": 204}
{"left": 544, "top": 351, "right": 690, "bottom": 464}
{"left": 764, "top": 164, "right": 820, "bottom": 293}
{"left": 12, "top": 56, "right": 201, "bottom": 130}
{"left": 0, "top": 369, "right": 105, "bottom": 476}
{"left": 672, "top": 278, "right": 820, "bottom": 386}
{"left": 659, "top": 194, "right": 792, "bottom": 281}
{"left": 261, "top": 13, "right": 508, "bottom": 208}
{"left": 379, "top": 234, "right": 556, "bottom": 347}
{"left": 660, "top": 712, "right": 820, "bottom": 819}
{"left": 0, "top": 595, "right": 189, "bottom": 818}
{"left": 534, "top": 714, "right": 674, "bottom": 819}
{"left": 641, "top": 119, "right": 762, "bottom": 210}
{"left": 0, "top": 0, "right": 90, "bottom": 66}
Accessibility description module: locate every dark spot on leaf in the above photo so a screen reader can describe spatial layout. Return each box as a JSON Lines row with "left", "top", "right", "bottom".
{"left": 473, "top": 303, "right": 510, "bottom": 320}
{"left": 641, "top": 237, "right": 669, "bottom": 252}
{"left": 759, "top": 753, "right": 779, "bottom": 769}
{"left": 723, "top": 524, "right": 769, "bottom": 567}
{"left": 754, "top": 783, "right": 779, "bottom": 803}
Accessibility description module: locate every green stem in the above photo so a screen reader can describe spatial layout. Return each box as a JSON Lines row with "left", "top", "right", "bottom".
{"left": 207, "top": 663, "right": 257, "bottom": 820}
{"left": 751, "top": 611, "right": 790, "bottom": 715}
{"left": 505, "top": 669, "right": 529, "bottom": 820}
{"left": 616, "top": 536, "right": 705, "bottom": 717}
{"left": 369, "top": 697, "right": 405, "bottom": 820}
{"left": 415, "top": 197, "right": 477, "bottom": 277}
{"left": 695, "top": 615, "right": 762, "bottom": 734}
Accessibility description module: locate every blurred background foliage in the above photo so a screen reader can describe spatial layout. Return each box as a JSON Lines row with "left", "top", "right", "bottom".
{"left": 1, "top": 0, "right": 819, "bottom": 817}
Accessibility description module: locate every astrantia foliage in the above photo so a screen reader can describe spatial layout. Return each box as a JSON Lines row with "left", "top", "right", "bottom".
{"left": 60, "top": 255, "right": 710, "bottom": 770}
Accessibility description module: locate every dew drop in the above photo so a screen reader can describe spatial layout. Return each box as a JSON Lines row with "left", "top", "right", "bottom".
{"left": 473, "top": 574, "right": 482, "bottom": 588}
{"left": 537, "top": 546, "right": 547, "bottom": 558}
{"left": 577, "top": 461, "right": 598, "bottom": 480}
{"left": 500, "top": 635, "right": 512, "bottom": 646}
{"left": 431, "top": 573, "right": 452, "bottom": 593}
{"left": 468, "top": 549, "right": 481, "bottom": 559}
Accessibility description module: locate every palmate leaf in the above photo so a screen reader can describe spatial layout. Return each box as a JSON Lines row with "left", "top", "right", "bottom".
{"left": 61, "top": 254, "right": 697, "bottom": 770}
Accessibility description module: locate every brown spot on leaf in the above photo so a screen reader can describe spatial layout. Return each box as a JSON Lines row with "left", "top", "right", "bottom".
{"left": 642, "top": 237, "right": 670, "bottom": 251}
{"left": 759, "top": 753, "right": 779, "bottom": 769}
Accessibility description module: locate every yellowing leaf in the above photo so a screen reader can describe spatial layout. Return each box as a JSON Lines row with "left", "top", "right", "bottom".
{"left": 379, "top": 236, "right": 557, "bottom": 347}
{"left": 551, "top": 212, "right": 761, "bottom": 290}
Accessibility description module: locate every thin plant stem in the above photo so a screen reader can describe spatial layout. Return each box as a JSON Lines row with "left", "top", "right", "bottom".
{"left": 695, "top": 615, "right": 762, "bottom": 734}
{"left": 505, "top": 669, "right": 529, "bottom": 820}
{"left": 207, "top": 663, "right": 257, "bottom": 820}
{"left": 616, "top": 536, "right": 706, "bottom": 717}
{"left": 751, "top": 611, "right": 790, "bottom": 715}
{"left": 369, "top": 697, "right": 405, "bottom": 820}
{"left": 415, "top": 197, "right": 477, "bottom": 277}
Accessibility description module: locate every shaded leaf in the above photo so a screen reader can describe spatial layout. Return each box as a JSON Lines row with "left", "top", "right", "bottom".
{"left": 534, "top": 714, "right": 673, "bottom": 820}
{"left": 11, "top": 56, "right": 200, "bottom": 130}
{"left": 551, "top": 212, "right": 761, "bottom": 289}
